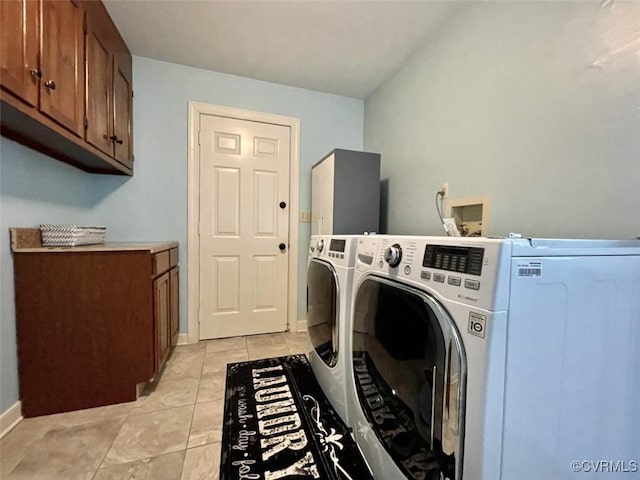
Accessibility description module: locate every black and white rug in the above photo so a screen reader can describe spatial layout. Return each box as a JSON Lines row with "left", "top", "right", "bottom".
{"left": 220, "top": 354, "right": 373, "bottom": 480}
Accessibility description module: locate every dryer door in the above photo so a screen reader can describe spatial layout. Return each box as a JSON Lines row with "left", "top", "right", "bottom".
{"left": 352, "top": 276, "right": 466, "bottom": 480}
{"left": 307, "top": 259, "right": 339, "bottom": 367}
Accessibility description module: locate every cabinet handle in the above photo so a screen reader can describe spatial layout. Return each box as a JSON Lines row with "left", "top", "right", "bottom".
{"left": 30, "top": 69, "right": 42, "bottom": 79}
{"left": 110, "top": 135, "right": 124, "bottom": 145}
{"left": 44, "top": 80, "right": 56, "bottom": 90}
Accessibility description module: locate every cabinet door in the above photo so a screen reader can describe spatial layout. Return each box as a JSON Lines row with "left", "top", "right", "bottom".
{"left": 153, "top": 271, "right": 171, "bottom": 371}
{"left": 40, "top": 0, "right": 85, "bottom": 136}
{"left": 311, "top": 155, "right": 335, "bottom": 235}
{"left": 0, "top": 0, "right": 39, "bottom": 106}
{"left": 85, "top": 21, "right": 112, "bottom": 156}
{"left": 112, "top": 58, "right": 132, "bottom": 168}
{"left": 169, "top": 267, "right": 179, "bottom": 347}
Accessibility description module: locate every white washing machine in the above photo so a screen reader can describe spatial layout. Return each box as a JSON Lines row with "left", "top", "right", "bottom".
{"left": 307, "top": 234, "right": 360, "bottom": 423}
{"left": 346, "top": 235, "right": 640, "bottom": 480}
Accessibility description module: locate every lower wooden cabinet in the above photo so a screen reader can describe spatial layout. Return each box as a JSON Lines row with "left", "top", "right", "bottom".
{"left": 12, "top": 240, "right": 179, "bottom": 417}
{"left": 153, "top": 267, "right": 177, "bottom": 372}
{"left": 170, "top": 267, "right": 180, "bottom": 345}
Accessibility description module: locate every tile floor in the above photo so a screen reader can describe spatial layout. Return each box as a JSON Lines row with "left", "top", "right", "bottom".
{"left": 0, "top": 331, "right": 311, "bottom": 480}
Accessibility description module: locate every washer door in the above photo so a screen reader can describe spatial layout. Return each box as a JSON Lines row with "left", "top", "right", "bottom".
{"left": 307, "top": 259, "right": 339, "bottom": 367}
{"left": 352, "top": 275, "right": 466, "bottom": 480}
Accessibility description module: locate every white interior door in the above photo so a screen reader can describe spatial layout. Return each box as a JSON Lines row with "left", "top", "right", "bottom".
{"left": 198, "top": 114, "right": 290, "bottom": 339}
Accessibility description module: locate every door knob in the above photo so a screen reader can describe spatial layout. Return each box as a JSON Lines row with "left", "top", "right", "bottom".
{"left": 279, "top": 201, "right": 287, "bottom": 209}
{"left": 110, "top": 135, "right": 124, "bottom": 145}
{"left": 44, "top": 80, "right": 56, "bottom": 90}
{"left": 30, "top": 69, "right": 42, "bottom": 79}
{"left": 279, "top": 243, "right": 286, "bottom": 252}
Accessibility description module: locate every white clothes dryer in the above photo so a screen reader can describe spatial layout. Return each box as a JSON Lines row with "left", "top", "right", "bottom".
{"left": 346, "top": 235, "right": 640, "bottom": 480}
{"left": 306, "top": 234, "right": 360, "bottom": 424}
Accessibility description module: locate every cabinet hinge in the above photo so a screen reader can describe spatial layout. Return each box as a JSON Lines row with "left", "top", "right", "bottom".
{"left": 83, "top": 118, "right": 88, "bottom": 130}
{"left": 131, "top": 90, "right": 134, "bottom": 98}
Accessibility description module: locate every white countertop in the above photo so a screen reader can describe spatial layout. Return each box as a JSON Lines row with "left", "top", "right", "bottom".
{"left": 12, "top": 241, "right": 178, "bottom": 254}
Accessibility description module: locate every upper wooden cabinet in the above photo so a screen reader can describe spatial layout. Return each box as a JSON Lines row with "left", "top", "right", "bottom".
{"left": 84, "top": 0, "right": 133, "bottom": 170}
{"left": 112, "top": 58, "right": 132, "bottom": 166}
{"left": 85, "top": 20, "right": 113, "bottom": 156}
{"left": 0, "top": 0, "right": 133, "bottom": 175}
{"left": 40, "top": 0, "right": 85, "bottom": 136}
{"left": 0, "top": 0, "right": 39, "bottom": 107}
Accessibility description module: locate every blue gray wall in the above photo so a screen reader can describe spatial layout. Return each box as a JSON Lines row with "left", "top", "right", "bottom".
{"left": 0, "top": 56, "right": 363, "bottom": 414}
{"left": 365, "top": 1, "right": 640, "bottom": 238}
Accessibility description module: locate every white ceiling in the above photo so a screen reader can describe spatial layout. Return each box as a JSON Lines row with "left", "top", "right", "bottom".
{"left": 103, "top": 0, "right": 460, "bottom": 99}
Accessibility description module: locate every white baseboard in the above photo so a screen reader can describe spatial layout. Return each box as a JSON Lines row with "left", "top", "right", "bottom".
{"left": 177, "top": 333, "right": 189, "bottom": 345}
{"left": 296, "top": 319, "right": 308, "bottom": 332}
{"left": 0, "top": 401, "right": 23, "bottom": 439}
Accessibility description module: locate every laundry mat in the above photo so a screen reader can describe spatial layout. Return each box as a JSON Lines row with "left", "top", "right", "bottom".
{"left": 220, "top": 354, "right": 373, "bottom": 480}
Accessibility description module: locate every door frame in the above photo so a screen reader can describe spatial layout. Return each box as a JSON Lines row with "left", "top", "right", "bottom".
{"left": 187, "top": 102, "right": 300, "bottom": 343}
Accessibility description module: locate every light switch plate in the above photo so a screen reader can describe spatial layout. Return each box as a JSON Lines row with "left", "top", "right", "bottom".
{"left": 300, "top": 211, "right": 311, "bottom": 223}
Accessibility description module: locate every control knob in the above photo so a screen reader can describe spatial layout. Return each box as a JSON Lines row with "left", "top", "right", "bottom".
{"left": 316, "top": 238, "right": 324, "bottom": 253}
{"left": 383, "top": 243, "right": 403, "bottom": 268}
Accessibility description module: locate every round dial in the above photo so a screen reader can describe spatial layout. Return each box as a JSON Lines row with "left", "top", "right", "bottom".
{"left": 383, "top": 243, "right": 403, "bottom": 268}
{"left": 316, "top": 238, "right": 325, "bottom": 253}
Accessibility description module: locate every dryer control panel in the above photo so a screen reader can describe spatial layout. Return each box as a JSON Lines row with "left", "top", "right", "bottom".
{"left": 309, "top": 235, "right": 359, "bottom": 267}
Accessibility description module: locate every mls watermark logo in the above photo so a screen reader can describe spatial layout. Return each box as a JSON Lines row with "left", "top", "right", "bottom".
{"left": 570, "top": 460, "right": 638, "bottom": 473}
{"left": 468, "top": 312, "right": 486, "bottom": 338}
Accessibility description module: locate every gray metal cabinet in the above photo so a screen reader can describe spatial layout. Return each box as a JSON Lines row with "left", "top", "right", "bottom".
{"left": 311, "top": 149, "right": 380, "bottom": 235}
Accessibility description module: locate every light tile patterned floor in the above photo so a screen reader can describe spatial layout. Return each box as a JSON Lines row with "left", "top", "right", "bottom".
{"left": 0, "top": 331, "right": 311, "bottom": 480}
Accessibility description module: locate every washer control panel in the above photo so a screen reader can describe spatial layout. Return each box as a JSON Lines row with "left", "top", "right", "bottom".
{"left": 423, "top": 244, "right": 484, "bottom": 276}
{"left": 354, "top": 235, "right": 510, "bottom": 311}
{"left": 383, "top": 243, "right": 403, "bottom": 267}
{"left": 421, "top": 244, "right": 484, "bottom": 292}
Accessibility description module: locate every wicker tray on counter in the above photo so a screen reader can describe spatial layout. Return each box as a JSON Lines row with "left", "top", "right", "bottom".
{"left": 40, "top": 225, "right": 106, "bottom": 247}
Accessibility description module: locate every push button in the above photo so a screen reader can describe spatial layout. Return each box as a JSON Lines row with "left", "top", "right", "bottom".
{"left": 465, "top": 279, "right": 480, "bottom": 290}
{"left": 448, "top": 276, "right": 461, "bottom": 286}
{"left": 434, "top": 273, "right": 445, "bottom": 283}
{"left": 420, "top": 271, "right": 431, "bottom": 280}
{"left": 404, "top": 265, "right": 411, "bottom": 275}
